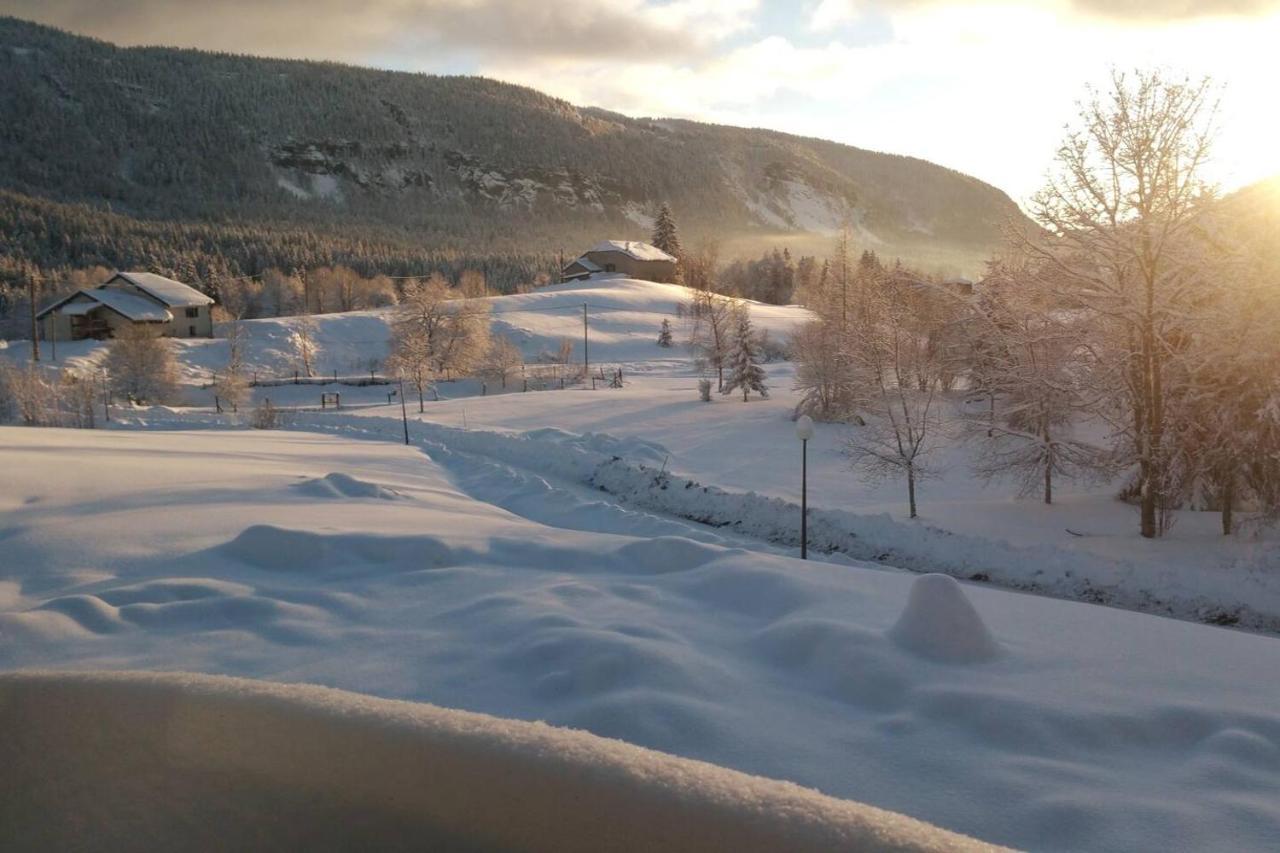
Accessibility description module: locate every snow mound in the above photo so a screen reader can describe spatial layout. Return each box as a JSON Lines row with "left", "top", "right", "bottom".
{"left": 295, "top": 472, "right": 405, "bottom": 500}
{"left": 888, "top": 574, "right": 1000, "bottom": 664}
{"left": 221, "top": 525, "right": 460, "bottom": 574}
{"left": 0, "top": 670, "right": 1000, "bottom": 852}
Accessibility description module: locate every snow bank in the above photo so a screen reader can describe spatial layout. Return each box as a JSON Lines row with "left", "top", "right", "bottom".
{"left": 276, "top": 412, "right": 1280, "bottom": 634}
{"left": 0, "top": 670, "right": 999, "bottom": 852}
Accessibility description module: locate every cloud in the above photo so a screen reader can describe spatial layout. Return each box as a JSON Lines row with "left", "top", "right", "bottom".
{"left": 2, "top": 0, "right": 758, "bottom": 62}
{"left": 808, "top": 0, "right": 1280, "bottom": 27}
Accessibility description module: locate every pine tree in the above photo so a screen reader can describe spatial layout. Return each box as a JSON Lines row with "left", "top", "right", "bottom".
{"left": 651, "top": 204, "right": 681, "bottom": 259}
{"left": 721, "top": 307, "right": 768, "bottom": 402}
{"left": 657, "top": 318, "right": 673, "bottom": 348}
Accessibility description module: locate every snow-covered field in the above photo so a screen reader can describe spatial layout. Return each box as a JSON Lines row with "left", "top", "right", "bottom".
{"left": 5, "top": 276, "right": 1280, "bottom": 850}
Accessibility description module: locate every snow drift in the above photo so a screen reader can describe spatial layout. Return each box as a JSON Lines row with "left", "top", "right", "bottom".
{"left": 0, "top": 670, "right": 1000, "bottom": 852}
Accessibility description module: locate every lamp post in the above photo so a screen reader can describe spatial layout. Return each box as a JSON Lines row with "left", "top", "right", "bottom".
{"left": 795, "top": 415, "right": 814, "bottom": 559}
{"left": 398, "top": 377, "right": 410, "bottom": 445}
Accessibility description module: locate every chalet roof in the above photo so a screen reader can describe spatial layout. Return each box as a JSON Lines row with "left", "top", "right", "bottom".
{"left": 36, "top": 288, "right": 171, "bottom": 322}
{"left": 91, "top": 287, "right": 173, "bottom": 321}
{"left": 585, "top": 241, "right": 676, "bottom": 263}
{"left": 566, "top": 257, "right": 602, "bottom": 273}
{"left": 110, "top": 272, "right": 214, "bottom": 307}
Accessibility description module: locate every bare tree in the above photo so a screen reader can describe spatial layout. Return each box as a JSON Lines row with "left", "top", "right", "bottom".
{"left": 845, "top": 299, "right": 945, "bottom": 519}
{"left": 1022, "top": 69, "right": 1219, "bottom": 537}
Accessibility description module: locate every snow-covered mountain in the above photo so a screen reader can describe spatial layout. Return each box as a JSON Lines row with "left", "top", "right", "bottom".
{"left": 0, "top": 16, "right": 1029, "bottom": 269}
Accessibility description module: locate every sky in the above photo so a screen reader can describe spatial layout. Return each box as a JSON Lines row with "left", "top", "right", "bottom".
{"left": 6, "top": 0, "right": 1280, "bottom": 203}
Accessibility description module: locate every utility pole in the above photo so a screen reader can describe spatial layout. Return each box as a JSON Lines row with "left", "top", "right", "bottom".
{"left": 582, "top": 302, "right": 589, "bottom": 384}
{"left": 27, "top": 265, "right": 40, "bottom": 362}
{"left": 101, "top": 370, "right": 110, "bottom": 422}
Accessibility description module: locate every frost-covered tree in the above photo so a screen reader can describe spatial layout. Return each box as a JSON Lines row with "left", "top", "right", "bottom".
{"left": 687, "top": 290, "right": 733, "bottom": 390}
{"left": 289, "top": 317, "right": 319, "bottom": 378}
{"left": 1022, "top": 70, "right": 1219, "bottom": 537}
{"left": 721, "top": 307, "right": 768, "bottom": 402}
{"left": 387, "top": 322, "right": 434, "bottom": 411}
{"left": 657, "top": 318, "right": 674, "bottom": 348}
{"left": 790, "top": 318, "right": 857, "bottom": 422}
{"left": 390, "top": 275, "right": 491, "bottom": 405}
{"left": 651, "top": 203, "right": 681, "bottom": 260}
{"left": 845, "top": 296, "right": 945, "bottom": 519}
{"left": 964, "top": 260, "right": 1104, "bottom": 504}
{"left": 213, "top": 320, "right": 252, "bottom": 411}
{"left": 104, "top": 325, "right": 181, "bottom": 404}
{"left": 480, "top": 335, "right": 524, "bottom": 389}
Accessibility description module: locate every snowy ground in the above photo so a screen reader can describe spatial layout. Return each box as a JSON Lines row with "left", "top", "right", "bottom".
{"left": 6, "top": 277, "right": 1280, "bottom": 849}
{"left": 3, "top": 427, "right": 1280, "bottom": 851}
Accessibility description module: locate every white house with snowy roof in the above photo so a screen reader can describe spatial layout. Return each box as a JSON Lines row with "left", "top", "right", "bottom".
{"left": 561, "top": 240, "right": 677, "bottom": 284}
{"left": 37, "top": 271, "right": 215, "bottom": 341}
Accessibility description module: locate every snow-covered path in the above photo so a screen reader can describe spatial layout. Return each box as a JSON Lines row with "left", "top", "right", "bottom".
{"left": 5, "top": 427, "right": 1280, "bottom": 851}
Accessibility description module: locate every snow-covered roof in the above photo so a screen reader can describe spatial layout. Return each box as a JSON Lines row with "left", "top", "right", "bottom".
{"left": 91, "top": 287, "right": 173, "bottom": 321}
{"left": 110, "top": 272, "right": 214, "bottom": 307}
{"left": 585, "top": 241, "right": 677, "bottom": 263}
{"left": 37, "top": 288, "right": 170, "bottom": 322}
{"left": 60, "top": 300, "right": 101, "bottom": 316}
{"left": 567, "top": 257, "right": 603, "bottom": 273}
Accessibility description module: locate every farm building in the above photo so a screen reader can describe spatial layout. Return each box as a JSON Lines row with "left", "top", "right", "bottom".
{"left": 561, "top": 241, "right": 678, "bottom": 284}
{"left": 36, "top": 272, "right": 215, "bottom": 341}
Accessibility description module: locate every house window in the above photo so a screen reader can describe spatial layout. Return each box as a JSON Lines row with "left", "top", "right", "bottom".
{"left": 185, "top": 307, "right": 200, "bottom": 318}
{"left": 605, "top": 264, "right": 616, "bottom": 272}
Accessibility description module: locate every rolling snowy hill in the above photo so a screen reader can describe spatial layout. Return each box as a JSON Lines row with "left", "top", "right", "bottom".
{"left": 4, "top": 427, "right": 1280, "bottom": 851}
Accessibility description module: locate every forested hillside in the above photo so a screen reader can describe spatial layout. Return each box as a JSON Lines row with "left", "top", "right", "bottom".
{"left": 0, "top": 16, "right": 1028, "bottom": 288}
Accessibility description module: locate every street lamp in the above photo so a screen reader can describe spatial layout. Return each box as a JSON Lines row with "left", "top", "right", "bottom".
{"left": 796, "top": 415, "right": 814, "bottom": 559}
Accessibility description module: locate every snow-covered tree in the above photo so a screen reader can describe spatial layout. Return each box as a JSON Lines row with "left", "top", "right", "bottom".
{"left": 289, "top": 317, "right": 319, "bottom": 378}
{"left": 687, "top": 290, "right": 733, "bottom": 390}
{"left": 845, "top": 297, "right": 945, "bottom": 519}
{"left": 390, "top": 275, "right": 491, "bottom": 407}
{"left": 657, "top": 318, "right": 674, "bottom": 348}
{"left": 790, "top": 318, "right": 857, "bottom": 422}
{"left": 213, "top": 320, "right": 251, "bottom": 412}
{"left": 651, "top": 203, "right": 681, "bottom": 260}
{"left": 480, "top": 335, "right": 524, "bottom": 389}
{"left": 721, "top": 307, "right": 768, "bottom": 402}
{"left": 963, "top": 260, "right": 1105, "bottom": 504}
{"left": 104, "top": 325, "right": 181, "bottom": 404}
{"left": 1022, "top": 70, "right": 1219, "bottom": 537}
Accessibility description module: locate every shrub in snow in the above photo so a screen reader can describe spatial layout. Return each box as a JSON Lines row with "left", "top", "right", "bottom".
{"left": 698, "top": 378, "right": 712, "bottom": 402}
{"left": 104, "top": 325, "right": 181, "bottom": 405}
{"left": 250, "top": 398, "right": 283, "bottom": 430}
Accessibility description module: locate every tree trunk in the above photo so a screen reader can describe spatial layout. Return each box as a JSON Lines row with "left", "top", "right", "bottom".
{"left": 1221, "top": 473, "right": 1235, "bottom": 536}
{"left": 1043, "top": 423, "right": 1052, "bottom": 505}
{"left": 417, "top": 386, "right": 424, "bottom": 413}
{"left": 907, "top": 467, "right": 917, "bottom": 519}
